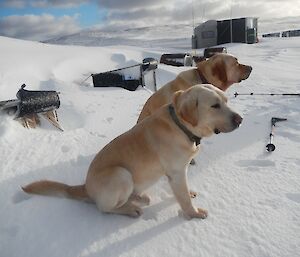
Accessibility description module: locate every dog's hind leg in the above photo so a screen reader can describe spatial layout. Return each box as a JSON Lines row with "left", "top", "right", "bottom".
{"left": 107, "top": 201, "right": 143, "bottom": 217}
{"left": 90, "top": 166, "right": 142, "bottom": 217}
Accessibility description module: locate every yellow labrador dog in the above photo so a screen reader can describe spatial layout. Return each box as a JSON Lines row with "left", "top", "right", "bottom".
{"left": 23, "top": 84, "right": 242, "bottom": 219}
{"left": 137, "top": 53, "right": 251, "bottom": 123}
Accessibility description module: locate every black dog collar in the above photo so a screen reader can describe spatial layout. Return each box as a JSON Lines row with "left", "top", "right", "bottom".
{"left": 168, "top": 105, "right": 201, "bottom": 146}
{"left": 197, "top": 70, "right": 208, "bottom": 84}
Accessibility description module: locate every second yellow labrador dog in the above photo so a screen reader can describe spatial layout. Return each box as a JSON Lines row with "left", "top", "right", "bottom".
{"left": 23, "top": 84, "right": 242, "bottom": 219}
{"left": 137, "top": 53, "right": 252, "bottom": 123}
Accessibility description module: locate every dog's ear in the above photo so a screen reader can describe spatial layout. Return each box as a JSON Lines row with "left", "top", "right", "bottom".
{"left": 181, "top": 97, "right": 199, "bottom": 127}
{"left": 173, "top": 90, "right": 184, "bottom": 108}
{"left": 173, "top": 91, "right": 198, "bottom": 127}
{"left": 212, "top": 60, "right": 228, "bottom": 89}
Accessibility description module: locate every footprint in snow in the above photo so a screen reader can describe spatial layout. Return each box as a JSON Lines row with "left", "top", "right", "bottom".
{"left": 61, "top": 145, "right": 70, "bottom": 153}
{"left": 278, "top": 131, "right": 300, "bottom": 142}
{"left": 12, "top": 190, "right": 31, "bottom": 204}
{"left": 236, "top": 159, "right": 275, "bottom": 168}
{"left": 89, "top": 131, "right": 106, "bottom": 138}
{"left": 106, "top": 117, "right": 113, "bottom": 123}
{"left": 286, "top": 193, "right": 300, "bottom": 204}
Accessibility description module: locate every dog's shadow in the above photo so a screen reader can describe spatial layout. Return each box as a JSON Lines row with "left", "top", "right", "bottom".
{"left": 86, "top": 215, "right": 183, "bottom": 257}
{"left": 78, "top": 195, "right": 182, "bottom": 257}
{"left": 1, "top": 155, "right": 182, "bottom": 257}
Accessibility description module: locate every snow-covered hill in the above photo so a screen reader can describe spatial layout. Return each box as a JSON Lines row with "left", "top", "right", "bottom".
{"left": 0, "top": 36, "right": 299, "bottom": 257}
{"left": 42, "top": 25, "right": 192, "bottom": 49}
{"left": 41, "top": 19, "right": 300, "bottom": 49}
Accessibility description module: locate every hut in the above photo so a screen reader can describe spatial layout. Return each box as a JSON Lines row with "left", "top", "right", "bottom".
{"left": 192, "top": 17, "right": 258, "bottom": 49}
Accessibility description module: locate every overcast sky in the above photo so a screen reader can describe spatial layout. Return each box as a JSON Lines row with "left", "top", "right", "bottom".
{"left": 0, "top": 0, "right": 300, "bottom": 41}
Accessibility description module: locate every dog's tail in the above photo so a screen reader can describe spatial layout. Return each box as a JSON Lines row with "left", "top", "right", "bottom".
{"left": 22, "top": 180, "right": 90, "bottom": 201}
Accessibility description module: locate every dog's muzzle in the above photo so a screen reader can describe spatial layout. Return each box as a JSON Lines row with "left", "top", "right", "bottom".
{"left": 232, "top": 113, "right": 243, "bottom": 128}
{"left": 241, "top": 65, "right": 252, "bottom": 81}
{"left": 214, "top": 113, "right": 242, "bottom": 134}
{"left": 214, "top": 128, "right": 220, "bottom": 134}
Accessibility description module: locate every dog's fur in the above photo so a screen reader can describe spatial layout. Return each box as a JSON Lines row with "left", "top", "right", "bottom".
{"left": 23, "top": 85, "right": 242, "bottom": 219}
{"left": 137, "top": 53, "right": 252, "bottom": 123}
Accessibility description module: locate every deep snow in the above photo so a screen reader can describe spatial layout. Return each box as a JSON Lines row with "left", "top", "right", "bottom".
{"left": 0, "top": 36, "right": 299, "bottom": 257}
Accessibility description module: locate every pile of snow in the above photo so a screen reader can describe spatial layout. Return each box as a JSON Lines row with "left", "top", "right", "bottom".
{"left": 0, "top": 36, "right": 299, "bottom": 257}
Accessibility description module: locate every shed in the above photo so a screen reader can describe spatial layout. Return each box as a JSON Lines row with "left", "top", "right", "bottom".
{"left": 192, "top": 17, "right": 258, "bottom": 49}
{"left": 192, "top": 20, "right": 217, "bottom": 49}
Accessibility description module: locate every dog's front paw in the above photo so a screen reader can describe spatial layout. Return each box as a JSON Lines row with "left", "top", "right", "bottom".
{"left": 195, "top": 208, "right": 208, "bottom": 219}
{"left": 184, "top": 208, "right": 208, "bottom": 219}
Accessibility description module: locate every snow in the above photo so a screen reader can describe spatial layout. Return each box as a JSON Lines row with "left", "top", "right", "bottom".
{"left": 0, "top": 35, "right": 299, "bottom": 257}
{"left": 42, "top": 25, "right": 193, "bottom": 49}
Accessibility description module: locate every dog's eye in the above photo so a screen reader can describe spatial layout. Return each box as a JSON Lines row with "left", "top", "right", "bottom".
{"left": 211, "top": 103, "right": 221, "bottom": 109}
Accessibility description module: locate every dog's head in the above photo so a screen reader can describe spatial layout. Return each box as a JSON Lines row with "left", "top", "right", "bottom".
{"left": 173, "top": 84, "right": 242, "bottom": 138}
{"left": 198, "top": 53, "right": 252, "bottom": 91}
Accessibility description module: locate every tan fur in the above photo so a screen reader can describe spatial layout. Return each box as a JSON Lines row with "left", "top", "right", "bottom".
{"left": 137, "top": 53, "right": 252, "bottom": 123}
{"left": 23, "top": 85, "right": 242, "bottom": 219}
{"left": 23, "top": 181, "right": 88, "bottom": 201}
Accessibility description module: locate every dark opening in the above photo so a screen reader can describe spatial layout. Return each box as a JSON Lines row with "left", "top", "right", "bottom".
{"left": 217, "top": 20, "right": 231, "bottom": 44}
{"left": 232, "top": 18, "right": 246, "bottom": 43}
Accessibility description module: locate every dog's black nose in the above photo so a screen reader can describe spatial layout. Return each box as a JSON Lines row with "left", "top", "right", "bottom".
{"left": 232, "top": 113, "right": 243, "bottom": 127}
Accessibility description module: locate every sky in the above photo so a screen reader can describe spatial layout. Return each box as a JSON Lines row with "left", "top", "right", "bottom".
{"left": 0, "top": 0, "right": 300, "bottom": 41}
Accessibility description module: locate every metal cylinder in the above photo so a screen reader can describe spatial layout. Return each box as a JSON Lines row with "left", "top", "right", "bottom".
{"left": 142, "top": 58, "right": 158, "bottom": 72}
{"left": 15, "top": 85, "right": 60, "bottom": 118}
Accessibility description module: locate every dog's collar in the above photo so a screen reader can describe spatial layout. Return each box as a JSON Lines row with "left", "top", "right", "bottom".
{"left": 168, "top": 104, "right": 201, "bottom": 146}
{"left": 197, "top": 69, "right": 208, "bottom": 84}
